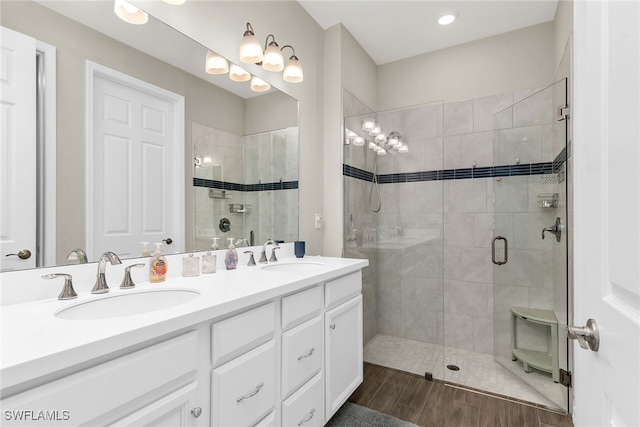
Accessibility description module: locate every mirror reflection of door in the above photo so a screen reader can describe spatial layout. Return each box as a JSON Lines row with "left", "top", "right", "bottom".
{"left": 0, "top": 27, "right": 36, "bottom": 271}
{"left": 88, "top": 62, "right": 185, "bottom": 260}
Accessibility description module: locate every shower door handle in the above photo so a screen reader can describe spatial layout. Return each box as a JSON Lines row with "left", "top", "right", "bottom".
{"left": 491, "top": 236, "right": 508, "bottom": 265}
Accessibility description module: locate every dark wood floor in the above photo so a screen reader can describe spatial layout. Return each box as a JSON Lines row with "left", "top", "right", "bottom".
{"left": 348, "top": 362, "right": 574, "bottom": 427}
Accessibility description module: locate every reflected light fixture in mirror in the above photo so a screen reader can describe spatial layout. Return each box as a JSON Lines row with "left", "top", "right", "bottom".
{"left": 114, "top": 0, "right": 148, "bottom": 25}
{"left": 205, "top": 50, "right": 229, "bottom": 74}
{"left": 250, "top": 76, "right": 271, "bottom": 92}
{"left": 229, "top": 64, "right": 251, "bottom": 82}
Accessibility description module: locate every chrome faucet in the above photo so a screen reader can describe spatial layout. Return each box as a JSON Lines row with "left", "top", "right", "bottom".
{"left": 259, "top": 239, "right": 279, "bottom": 263}
{"left": 92, "top": 251, "right": 122, "bottom": 294}
{"left": 67, "top": 248, "right": 88, "bottom": 264}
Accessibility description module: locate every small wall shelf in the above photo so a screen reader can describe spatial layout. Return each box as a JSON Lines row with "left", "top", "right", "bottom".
{"left": 510, "top": 306, "right": 559, "bottom": 383}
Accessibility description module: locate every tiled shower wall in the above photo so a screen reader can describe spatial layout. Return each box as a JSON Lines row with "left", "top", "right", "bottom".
{"left": 344, "top": 83, "right": 566, "bottom": 359}
{"left": 193, "top": 122, "right": 299, "bottom": 250}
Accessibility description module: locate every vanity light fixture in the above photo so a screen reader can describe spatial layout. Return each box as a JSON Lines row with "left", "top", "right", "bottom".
{"left": 229, "top": 64, "right": 251, "bottom": 82}
{"left": 282, "top": 45, "right": 303, "bottom": 82}
{"left": 239, "top": 23, "right": 304, "bottom": 84}
{"left": 239, "top": 23, "right": 264, "bottom": 64}
{"left": 438, "top": 12, "right": 458, "bottom": 26}
{"left": 205, "top": 51, "right": 229, "bottom": 74}
{"left": 250, "top": 76, "right": 271, "bottom": 92}
{"left": 114, "top": 0, "right": 148, "bottom": 25}
{"left": 262, "top": 35, "right": 284, "bottom": 72}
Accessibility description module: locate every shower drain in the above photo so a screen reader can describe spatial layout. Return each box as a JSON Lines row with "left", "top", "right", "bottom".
{"left": 447, "top": 364, "right": 460, "bottom": 371}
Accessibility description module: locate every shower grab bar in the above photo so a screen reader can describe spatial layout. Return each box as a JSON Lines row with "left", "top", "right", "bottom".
{"left": 492, "top": 236, "right": 508, "bottom": 265}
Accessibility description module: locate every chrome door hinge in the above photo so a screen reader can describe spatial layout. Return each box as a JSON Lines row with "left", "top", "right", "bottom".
{"left": 559, "top": 369, "right": 572, "bottom": 388}
{"left": 557, "top": 104, "right": 570, "bottom": 121}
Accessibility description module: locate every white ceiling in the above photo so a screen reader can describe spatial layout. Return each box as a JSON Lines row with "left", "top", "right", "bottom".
{"left": 298, "top": 0, "right": 559, "bottom": 65}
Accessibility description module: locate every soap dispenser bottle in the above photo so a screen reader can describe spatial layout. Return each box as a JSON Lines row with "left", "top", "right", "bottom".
{"left": 224, "top": 238, "right": 238, "bottom": 270}
{"left": 149, "top": 243, "right": 167, "bottom": 282}
{"left": 140, "top": 242, "right": 151, "bottom": 257}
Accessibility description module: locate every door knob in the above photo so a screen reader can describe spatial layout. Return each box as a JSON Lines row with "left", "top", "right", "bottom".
{"left": 5, "top": 249, "right": 32, "bottom": 260}
{"left": 568, "top": 318, "right": 599, "bottom": 352}
{"left": 162, "top": 238, "right": 173, "bottom": 245}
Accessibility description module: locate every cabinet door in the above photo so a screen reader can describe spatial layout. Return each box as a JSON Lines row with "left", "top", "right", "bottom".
{"left": 325, "top": 295, "right": 363, "bottom": 420}
{"left": 109, "top": 382, "right": 199, "bottom": 426}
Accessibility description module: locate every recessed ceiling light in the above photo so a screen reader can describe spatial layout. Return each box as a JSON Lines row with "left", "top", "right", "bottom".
{"left": 438, "top": 12, "right": 458, "bottom": 26}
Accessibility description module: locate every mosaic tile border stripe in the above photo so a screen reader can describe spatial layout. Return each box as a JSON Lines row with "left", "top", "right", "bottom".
{"left": 193, "top": 178, "right": 299, "bottom": 192}
{"left": 344, "top": 161, "right": 558, "bottom": 183}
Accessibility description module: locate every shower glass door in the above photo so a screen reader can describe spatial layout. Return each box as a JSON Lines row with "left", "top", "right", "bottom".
{"left": 343, "top": 92, "right": 446, "bottom": 384}
{"left": 492, "top": 79, "right": 569, "bottom": 412}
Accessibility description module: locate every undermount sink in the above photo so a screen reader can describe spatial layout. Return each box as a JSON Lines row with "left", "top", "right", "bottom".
{"left": 261, "top": 261, "right": 326, "bottom": 273}
{"left": 55, "top": 288, "right": 200, "bottom": 320}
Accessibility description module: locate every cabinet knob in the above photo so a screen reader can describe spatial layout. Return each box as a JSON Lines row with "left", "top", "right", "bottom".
{"left": 191, "top": 407, "right": 202, "bottom": 418}
{"left": 330, "top": 323, "right": 336, "bottom": 330}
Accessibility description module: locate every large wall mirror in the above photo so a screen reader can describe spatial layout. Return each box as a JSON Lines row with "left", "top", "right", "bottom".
{"left": 0, "top": 0, "right": 299, "bottom": 271}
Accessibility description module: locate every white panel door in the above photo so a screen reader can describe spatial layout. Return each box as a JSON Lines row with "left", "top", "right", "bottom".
{"left": 573, "top": 1, "right": 640, "bottom": 426}
{"left": 0, "top": 27, "right": 36, "bottom": 271}
{"left": 88, "top": 62, "right": 184, "bottom": 260}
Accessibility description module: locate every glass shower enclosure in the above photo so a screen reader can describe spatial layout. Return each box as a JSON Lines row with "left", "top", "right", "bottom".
{"left": 343, "top": 79, "right": 570, "bottom": 413}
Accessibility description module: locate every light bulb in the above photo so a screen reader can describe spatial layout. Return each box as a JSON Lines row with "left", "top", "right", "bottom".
{"left": 368, "top": 142, "right": 377, "bottom": 150}
{"left": 353, "top": 136, "right": 365, "bottom": 146}
{"left": 114, "top": 0, "right": 148, "bottom": 24}
{"left": 205, "top": 51, "right": 229, "bottom": 74}
{"left": 250, "top": 76, "right": 271, "bottom": 92}
{"left": 376, "top": 149, "right": 387, "bottom": 156}
{"left": 361, "top": 118, "right": 375, "bottom": 132}
{"left": 262, "top": 41, "right": 284, "bottom": 72}
{"left": 369, "top": 124, "right": 381, "bottom": 136}
{"left": 239, "top": 25, "right": 263, "bottom": 64}
{"left": 229, "top": 64, "right": 251, "bottom": 82}
{"left": 398, "top": 144, "right": 409, "bottom": 153}
{"left": 375, "top": 133, "right": 387, "bottom": 144}
{"left": 438, "top": 12, "right": 458, "bottom": 26}
{"left": 283, "top": 56, "right": 303, "bottom": 82}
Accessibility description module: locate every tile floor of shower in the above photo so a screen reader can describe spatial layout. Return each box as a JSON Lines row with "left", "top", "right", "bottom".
{"left": 364, "top": 334, "right": 565, "bottom": 410}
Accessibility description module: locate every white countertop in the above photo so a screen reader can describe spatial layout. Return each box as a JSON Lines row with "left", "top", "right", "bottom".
{"left": 0, "top": 256, "right": 367, "bottom": 393}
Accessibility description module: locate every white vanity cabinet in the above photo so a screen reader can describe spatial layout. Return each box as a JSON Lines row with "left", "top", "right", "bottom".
{"left": 0, "top": 258, "right": 367, "bottom": 427}
{"left": 324, "top": 272, "right": 363, "bottom": 420}
{"left": 0, "top": 332, "right": 202, "bottom": 427}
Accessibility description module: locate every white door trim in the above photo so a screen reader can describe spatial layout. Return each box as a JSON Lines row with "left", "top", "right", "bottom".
{"left": 36, "top": 40, "right": 56, "bottom": 267}
{"left": 85, "top": 61, "right": 185, "bottom": 258}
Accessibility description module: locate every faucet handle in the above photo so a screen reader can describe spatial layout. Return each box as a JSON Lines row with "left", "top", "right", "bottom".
{"left": 244, "top": 251, "right": 256, "bottom": 266}
{"left": 120, "top": 263, "right": 145, "bottom": 289}
{"left": 269, "top": 246, "right": 280, "bottom": 262}
{"left": 42, "top": 273, "right": 77, "bottom": 300}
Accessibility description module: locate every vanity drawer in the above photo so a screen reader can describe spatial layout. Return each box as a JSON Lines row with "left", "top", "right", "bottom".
{"left": 325, "top": 271, "right": 362, "bottom": 309}
{"left": 211, "top": 340, "right": 276, "bottom": 427}
{"left": 282, "top": 315, "right": 323, "bottom": 398}
{"left": 282, "top": 372, "right": 323, "bottom": 427}
{"left": 282, "top": 285, "right": 322, "bottom": 330}
{"left": 1, "top": 332, "right": 198, "bottom": 426}
{"left": 211, "top": 302, "right": 275, "bottom": 366}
